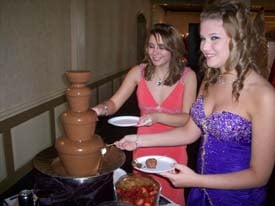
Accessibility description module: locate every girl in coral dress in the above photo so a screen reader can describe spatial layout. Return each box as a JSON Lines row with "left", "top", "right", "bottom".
{"left": 92, "top": 23, "right": 197, "bottom": 205}
{"left": 134, "top": 64, "right": 192, "bottom": 205}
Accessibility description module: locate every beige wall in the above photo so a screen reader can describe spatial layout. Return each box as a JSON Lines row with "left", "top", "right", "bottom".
{"left": 86, "top": 0, "right": 151, "bottom": 83}
{"left": 11, "top": 112, "right": 52, "bottom": 170}
{"left": 0, "top": 0, "right": 151, "bottom": 122}
{"left": 0, "top": 0, "right": 71, "bottom": 122}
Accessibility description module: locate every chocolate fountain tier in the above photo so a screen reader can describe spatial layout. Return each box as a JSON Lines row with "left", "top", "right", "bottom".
{"left": 66, "top": 70, "right": 92, "bottom": 86}
{"left": 61, "top": 110, "right": 96, "bottom": 142}
{"left": 55, "top": 134, "right": 104, "bottom": 176}
{"left": 33, "top": 146, "right": 125, "bottom": 183}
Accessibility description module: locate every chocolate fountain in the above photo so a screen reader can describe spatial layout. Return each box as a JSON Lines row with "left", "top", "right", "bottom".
{"left": 55, "top": 70, "right": 104, "bottom": 176}
{"left": 33, "top": 70, "right": 125, "bottom": 205}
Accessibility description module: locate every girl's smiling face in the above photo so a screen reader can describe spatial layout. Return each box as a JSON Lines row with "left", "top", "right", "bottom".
{"left": 200, "top": 19, "right": 231, "bottom": 71}
{"left": 147, "top": 34, "right": 171, "bottom": 68}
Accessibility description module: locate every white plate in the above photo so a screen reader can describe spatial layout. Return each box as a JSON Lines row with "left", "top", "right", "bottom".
{"left": 133, "top": 155, "right": 176, "bottom": 174}
{"left": 108, "top": 116, "right": 139, "bottom": 127}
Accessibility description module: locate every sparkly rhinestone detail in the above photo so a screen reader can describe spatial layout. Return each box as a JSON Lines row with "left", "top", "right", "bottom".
{"left": 191, "top": 96, "right": 252, "bottom": 144}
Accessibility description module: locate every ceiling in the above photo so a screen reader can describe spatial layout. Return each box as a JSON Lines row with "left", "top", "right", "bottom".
{"left": 153, "top": 0, "right": 275, "bottom": 12}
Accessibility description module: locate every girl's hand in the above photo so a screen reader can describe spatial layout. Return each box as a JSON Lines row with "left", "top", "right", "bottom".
{"left": 137, "top": 113, "right": 159, "bottom": 126}
{"left": 159, "top": 163, "right": 198, "bottom": 188}
{"left": 114, "top": 134, "right": 138, "bottom": 151}
{"left": 91, "top": 102, "right": 108, "bottom": 116}
{"left": 91, "top": 106, "right": 100, "bottom": 116}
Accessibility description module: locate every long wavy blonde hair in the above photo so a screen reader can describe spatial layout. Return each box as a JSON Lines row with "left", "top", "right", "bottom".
{"left": 200, "top": 0, "right": 268, "bottom": 100}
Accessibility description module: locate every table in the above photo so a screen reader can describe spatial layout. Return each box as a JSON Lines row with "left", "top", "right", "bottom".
{"left": 32, "top": 146, "right": 125, "bottom": 206}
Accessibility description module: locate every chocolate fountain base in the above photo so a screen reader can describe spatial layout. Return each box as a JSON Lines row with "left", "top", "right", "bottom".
{"left": 33, "top": 147, "right": 125, "bottom": 206}
{"left": 33, "top": 147, "right": 125, "bottom": 183}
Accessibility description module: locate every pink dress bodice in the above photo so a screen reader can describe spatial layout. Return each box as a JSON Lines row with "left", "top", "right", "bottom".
{"left": 134, "top": 64, "right": 190, "bottom": 205}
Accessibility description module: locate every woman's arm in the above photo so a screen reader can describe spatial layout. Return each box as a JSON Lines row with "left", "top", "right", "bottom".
{"left": 138, "top": 68, "right": 198, "bottom": 127}
{"left": 91, "top": 65, "right": 140, "bottom": 116}
{"left": 115, "top": 117, "right": 201, "bottom": 151}
{"left": 161, "top": 83, "right": 275, "bottom": 189}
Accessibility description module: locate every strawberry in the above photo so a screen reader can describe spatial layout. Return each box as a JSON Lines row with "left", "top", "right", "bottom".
{"left": 135, "top": 198, "right": 144, "bottom": 206}
{"left": 149, "top": 190, "right": 158, "bottom": 196}
{"left": 141, "top": 186, "right": 148, "bottom": 194}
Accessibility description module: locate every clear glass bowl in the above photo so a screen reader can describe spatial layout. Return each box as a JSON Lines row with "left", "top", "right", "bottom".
{"left": 97, "top": 201, "right": 133, "bottom": 206}
{"left": 114, "top": 174, "right": 161, "bottom": 206}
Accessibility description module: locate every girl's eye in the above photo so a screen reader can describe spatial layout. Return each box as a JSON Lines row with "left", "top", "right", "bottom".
{"left": 158, "top": 45, "right": 165, "bottom": 50}
{"left": 148, "top": 44, "right": 155, "bottom": 49}
{"left": 210, "top": 36, "right": 220, "bottom": 40}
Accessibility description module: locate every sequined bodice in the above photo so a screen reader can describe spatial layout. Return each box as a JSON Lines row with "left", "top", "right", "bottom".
{"left": 191, "top": 96, "right": 252, "bottom": 144}
{"left": 191, "top": 96, "right": 252, "bottom": 174}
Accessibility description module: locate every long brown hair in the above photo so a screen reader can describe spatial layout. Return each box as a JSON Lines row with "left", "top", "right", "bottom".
{"left": 200, "top": 0, "right": 267, "bottom": 100}
{"left": 143, "top": 23, "right": 187, "bottom": 86}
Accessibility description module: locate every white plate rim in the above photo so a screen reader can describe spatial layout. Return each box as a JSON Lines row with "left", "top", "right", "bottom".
{"left": 133, "top": 155, "right": 176, "bottom": 174}
{"left": 108, "top": 116, "right": 139, "bottom": 127}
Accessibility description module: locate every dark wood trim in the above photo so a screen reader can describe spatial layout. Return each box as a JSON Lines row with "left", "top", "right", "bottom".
{"left": 0, "top": 96, "right": 66, "bottom": 131}
{"left": 3, "top": 131, "right": 15, "bottom": 175}
{"left": 49, "top": 109, "right": 57, "bottom": 145}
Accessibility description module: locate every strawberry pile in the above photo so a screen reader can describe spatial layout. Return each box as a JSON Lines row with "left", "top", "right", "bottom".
{"left": 115, "top": 175, "right": 160, "bottom": 206}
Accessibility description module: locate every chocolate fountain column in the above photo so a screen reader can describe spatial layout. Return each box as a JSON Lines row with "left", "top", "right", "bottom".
{"left": 55, "top": 70, "right": 104, "bottom": 176}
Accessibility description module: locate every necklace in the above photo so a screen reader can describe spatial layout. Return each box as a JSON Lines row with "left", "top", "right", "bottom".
{"left": 156, "top": 71, "right": 169, "bottom": 86}
{"left": 216, "top": 73, "right": 238, "bottom": 85}
{"left": 217, "top": 76, "right": 236, "bottom": 85}
{"left": 157, "top": 79, "right": 163, "bottom": 86}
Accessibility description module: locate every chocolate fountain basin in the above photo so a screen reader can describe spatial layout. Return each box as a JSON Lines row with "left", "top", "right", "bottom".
{"left": 33, "top": 146, "right": 125, "bottom": 184}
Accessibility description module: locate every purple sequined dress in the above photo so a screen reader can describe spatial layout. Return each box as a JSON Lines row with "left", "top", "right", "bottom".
{"left": 187, "top": 96, "right": 266, "bottom": 206}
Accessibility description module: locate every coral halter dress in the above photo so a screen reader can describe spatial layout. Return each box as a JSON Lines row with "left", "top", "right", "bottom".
{"left": 134, "top": 64, "right": 190, "bottom": 205}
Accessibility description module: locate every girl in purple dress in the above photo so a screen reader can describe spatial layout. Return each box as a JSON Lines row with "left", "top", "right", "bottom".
{"left": 115, "top": 0, "right": 275, "bottom": 205}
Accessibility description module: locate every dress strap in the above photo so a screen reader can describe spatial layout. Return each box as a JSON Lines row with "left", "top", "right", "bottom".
{"left": 180, "top": 66, "right": 191, "bottom": 83}
{"left": 139, "top": 63, "right": 146, "bottom": 79}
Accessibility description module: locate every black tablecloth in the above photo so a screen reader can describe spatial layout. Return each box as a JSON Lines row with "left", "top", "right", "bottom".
{"left": 34, "top": 170, "right": 114, "bottom": 206}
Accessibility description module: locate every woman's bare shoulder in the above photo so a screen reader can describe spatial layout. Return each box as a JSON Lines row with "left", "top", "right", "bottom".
{"left": 127, "top": 64, "right": 142, "bottom": 76}
{"left": 249, "top": 72, "right": 275, "bottom": 97}
{"left": 182, "top": 67, "right": 197, "bottom": 82}
{"left": 254, "top": 82, "right": 275, "bottom": 107}
{"left": 129, "top": 64, "right": 145, "bottom": 74}
{"left": 245, "top": 72, "right": 275, "bottom": 114}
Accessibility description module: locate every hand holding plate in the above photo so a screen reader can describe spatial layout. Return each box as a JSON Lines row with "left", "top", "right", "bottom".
{"left": 159, "top": 163, "right": 198, "bottom": 188}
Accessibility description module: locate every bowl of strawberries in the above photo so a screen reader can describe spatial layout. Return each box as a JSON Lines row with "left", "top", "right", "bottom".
{"left": 114, "top": 174, "right": 160, "bottom": 206}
